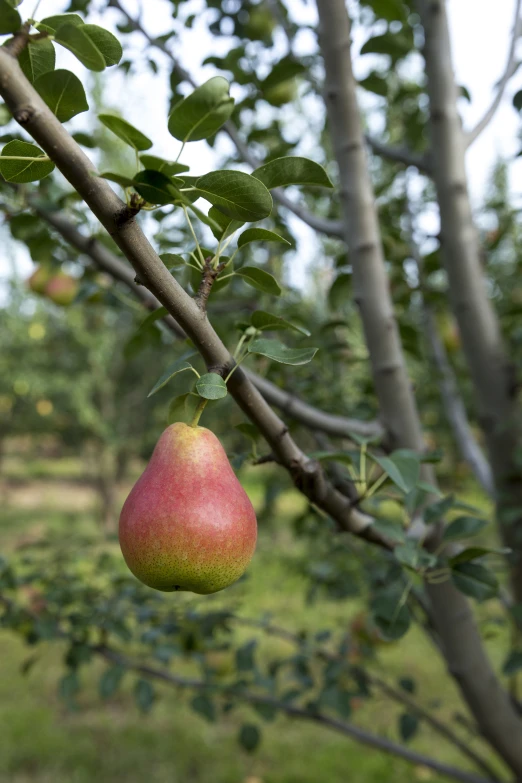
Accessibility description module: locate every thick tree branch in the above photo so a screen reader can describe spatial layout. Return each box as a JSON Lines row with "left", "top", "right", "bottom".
{"left": 466, "top": 0, "right": 522, "bottom": 147}
{"left": 106, "top": 0, "right": 343, "bottom": 238}
{"left": 23, "top": 202, "right": 382, "bottom": 442}
{"left": 94, "top": 644, "right": 495, "bottom": 783}
{"left": 0, "top": 47, "right": 389, "bottom": 550}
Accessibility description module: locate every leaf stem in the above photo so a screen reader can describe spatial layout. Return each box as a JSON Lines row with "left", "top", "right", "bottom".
{"left": 183, "top": 206, "right": 205, "bottom": 267}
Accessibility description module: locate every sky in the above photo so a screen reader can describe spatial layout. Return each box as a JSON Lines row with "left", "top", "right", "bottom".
{"left": 1, "top": 0, "right": 522, "bottom": 288}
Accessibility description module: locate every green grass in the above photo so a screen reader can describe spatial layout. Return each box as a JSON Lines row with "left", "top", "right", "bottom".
{"left": 0, "top": 453, "right": 510, "bottom": 783}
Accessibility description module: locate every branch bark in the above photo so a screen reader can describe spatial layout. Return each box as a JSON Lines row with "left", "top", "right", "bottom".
{"left": 0, "top": 47, "right": 388, "bottom": 551}
{"left": 365, "top": 134, "right": 432, "bottom": 174}
{"left": 417, "top": 0, "right": 522, "bottom": 606}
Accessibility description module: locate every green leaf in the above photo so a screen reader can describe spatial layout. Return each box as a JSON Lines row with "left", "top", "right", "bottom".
{"left": 371, "top": 595, "right": 411, "bottom": 640}
{"left": 99, "top": 666, "right": 125, "bottom": 699}
{"left": 147, "top": 351, "right": 197, "bottom": 397}
{"left": 19, "top": 38, "right": 56, "bottom": 83}
{"left": 195, "top": 373, "right": 228, "bottom": 400}
{"left": 310, "top": 451, "right": 355, "bottom": 466}
{"left": 370, "top": 450, "right": 420, "bottom": 495}
{"left": 451, "top": 562, "right": 498, "bottom": 601}
{"left": 359, "top": 72, "right": 388, "bottom": 97}
{"left": 513, "top": 90, "right": 522, "bottom": 112}
{"left": 238, "top": 724, "right": 261, "bottom": 753}
{"left": 248, "top": 338, "right": 318, "bottom": 366}
{"left": 138, "top": 307, "right": 168, "bottom": 330}
{"left": 0, "top": 0, "right": 21, "bottom": 34}
{"left": 0, "top": 103, "right": 11, "bottom": 126}
{"left": 81, "top": 24, "right": 122, "bottom": 67}
{"left": 134, "top": 679, "right": 155, "bottom": 713}
{"left": 369, "top": 518, "right": 406, "bottom": 543}
{"left": 360, "top": 32, "right": 411, "bottom": 61}
{"left": 54, "top": 24, "right": 106, "bottom": 71}
{"left": 34, "top": 69, "right": 88, "bottom": 122}
{"left": 361, "top": 0, "right": 407, "bottom": 22}
{"left": 399, "top": 713, "right": 419, "bottom": 742}
{"left": 191, "top": 694, "right": 216, "bottom": 722}
{"left": 160, "top": 252, "right": 186, "bottom": 269}
{"left": 140, "top": 154, "right": 189, "bottom": 175}
{"left": 251, "top": 310, "right": 310, "bottom": 336}
{"left": 394, "top": 541, "right": 436, "bottom": 571}
{"left": 168, "top": 393, "right": 200, "bottom": 425}
{"left": 253, "top": 156, "right": 333, "bottom": 190}
{"left": 195, "top": 170, "right": 273, "bottom": 222}
{"left": 235, "top": 266, "right": 281, "bottom": 295}
{"left": 503, "top": 651, "right": 522, "bottom": 676}
{"left": 449, "top": 546, "right": 510, "bottom": 566}
{"left": 208, "top": 206, "right": 243, "bottom": 241}
{"left": 443, "top": 516, "right": 488, "bottom": 542}
{"left": 168, "top": 76, "right": 234, "bottom": 142}
{"left": 237, "top": 228, "right": 290, "bottom": 248}
{"left": 133, "top": 169, "right": 181, "bottom": 205}
{"left": 99, "top": 171, "right": 136, "bottom": 188}
{"left": 0, "top": 140, "right": 54, "bottom": 183}
{"left": 99, "top": 114, "right": 152, "bottom": 151}
{"left": 37, "top": 14, "right": 84, "bottom": 34}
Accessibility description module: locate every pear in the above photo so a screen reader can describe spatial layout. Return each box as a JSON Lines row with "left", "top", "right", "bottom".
{"left": 27, "top": 265, "right": 51, "bottom": 295}
{"left": 119, "top": 422, "right": 257, "bottom": 594}
{"left": 44, "top": 273, "right": 79, "bottom": 306}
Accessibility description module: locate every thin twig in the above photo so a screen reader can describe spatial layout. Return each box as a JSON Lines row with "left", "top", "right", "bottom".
{"left": 93, "top": 644, "right": 497, "bottom": 783}
{"left": 466, "top": 0, "right": 522, "bottom": 147}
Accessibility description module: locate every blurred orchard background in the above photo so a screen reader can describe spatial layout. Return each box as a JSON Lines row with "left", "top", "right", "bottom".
{"left": 1, "top": 0, "right": 522, "bottom": 782}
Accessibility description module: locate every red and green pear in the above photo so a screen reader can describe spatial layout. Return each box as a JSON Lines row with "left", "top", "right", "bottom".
{"left": 119, "top": 422, "right": 258, "bottom": 595}
{"left": 27, "top": 265, "right": 52, "bottom": 295}
{"left": 44, "top": 273, "right": 79, "bottom": 306}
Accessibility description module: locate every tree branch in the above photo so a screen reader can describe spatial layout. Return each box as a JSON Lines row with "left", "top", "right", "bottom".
{"left": 94, "top": 644, "right": 496, "bottom": 783}
{"left": 106, "top": 0, "right": 343, "bottom": 238}
{"left": 232, "top": 615, "right": 502, "bottom": 782}
{"left": 0, "top": 47, "right": 390, "bottom": 551}
{"left": 465, "top": 0, "right": 522, "bottom": 147}
{"left": 21, "top": 201, "right": 382, "bottom": 442}
{"left": 364, "top": 135, "right": 432, "bottom": 175}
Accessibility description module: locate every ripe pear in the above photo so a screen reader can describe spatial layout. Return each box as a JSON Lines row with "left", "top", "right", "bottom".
{"left": 44, "top": 273, "right": 79, "bottom": 306}
{"left": 27, "top": 265, "right": 51, "bottom": 295}
{"left": 119, "top": 422, "right": 257, "bottom": 594}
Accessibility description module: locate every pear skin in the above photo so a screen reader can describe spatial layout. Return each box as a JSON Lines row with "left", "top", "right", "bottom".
{"left": 119, "top": 423, "right": 257, "bottom": 594}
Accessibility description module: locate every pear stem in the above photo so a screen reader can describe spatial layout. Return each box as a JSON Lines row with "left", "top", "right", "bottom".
{"left": 191, "top": 397, "right": 208, "bottom": 427}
